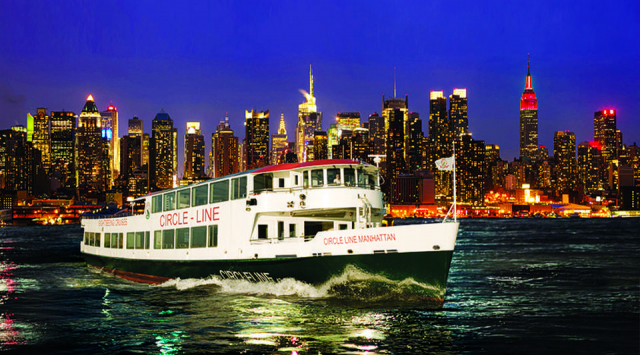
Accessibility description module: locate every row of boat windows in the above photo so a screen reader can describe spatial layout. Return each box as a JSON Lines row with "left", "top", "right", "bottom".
{"left": 83, "top": 225, "right": 219, "bottom": 250}
{"left": 150, "top": 167, "right": 377, "bottom": 214}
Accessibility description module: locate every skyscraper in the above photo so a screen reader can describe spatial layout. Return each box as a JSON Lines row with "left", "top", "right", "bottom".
{"left": 594, "top": 109, "right": 617, "bottom": 170}
{"left": 182, "top": 122, "right": 206, "bottom": 184}
{"left": 382, "top": 94, "right": 408, "bottom": 155}
{"left": 428, "top": 91, "right": 451, "bottom": 203}
{"left": 32, "top": 108, "right": 51, "bottom": 174}
{"left": 150, "top": 110, "right": 176, "bottom": 190}
{"left": 520, "top": 57, "right": 539, "bottom": 160}
{"left": 449, "top": 88, "right": 468, "bottom": 139}
{"left": 245, "top": 109, "right": 269, "bottom": 170}
{"left": 211, "top": 115, "right": 239, "bottom": 178}
{"left": 296, "top": 66, "right": 322, "bottom": 162}
{"left": 554, "top": 130, "right": 577, "bottom": 196}
{"left": 577, "top": 141, "right": 602, "bottom": 195}
{"left": 457, "top": 133, "right": 486, "bottom": 206}
{"left": 407, "top": 112, "right": 423, "bottom": 171}
{"left": 386, "top": 107, "right": 406, "bottom": 198}
{"left": 367, "top": 113, "right": 385, "bottom": 159}
{"left": 77, "top": 94, "right": 105, "bottom": 192}
{"left": 50, "top": 110, "right": 77, "bottom": 188}
{"left": 271, "top": 112, "right": 288, "bottom": 165}
{"left": 101, "top": 103, "right": 119, "bottom": 184}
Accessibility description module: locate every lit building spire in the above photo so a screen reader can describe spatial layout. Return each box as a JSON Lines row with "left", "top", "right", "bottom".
{"left": 521, "top": 54, "right": 537, "bottom": 110}
{"left": 309, "top": 64, "right": 314, "bottom": 99}
{"left": 278, "top": 112, "right": 287, "bottom": 135}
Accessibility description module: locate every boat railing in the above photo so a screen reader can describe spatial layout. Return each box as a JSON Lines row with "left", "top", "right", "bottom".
{"left": 249, "top": 236, "right": 308, "bottom": 245}
{"left": 81, "top": 209, "right": 141, "bottom": 220}
{"left": 251, "top": 182, "right": 380, "bottom": 196}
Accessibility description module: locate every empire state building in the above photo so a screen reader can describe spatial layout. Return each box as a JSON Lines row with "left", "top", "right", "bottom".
{"left": 520, "top": 56, "right": 539, "bottom": 160}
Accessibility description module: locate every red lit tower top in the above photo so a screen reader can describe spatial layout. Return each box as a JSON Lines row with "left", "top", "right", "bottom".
{"left": 520, "top": 56, "right": 538, "bottom": 110}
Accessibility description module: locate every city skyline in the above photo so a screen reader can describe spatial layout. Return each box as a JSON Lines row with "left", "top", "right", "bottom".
{"left": 1, "top": 1, "right": 638, "bottom": 173}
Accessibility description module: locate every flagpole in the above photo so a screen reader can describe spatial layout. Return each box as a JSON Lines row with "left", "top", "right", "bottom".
{"left": 453, "top": 140, "right": 457, "bottom": 223}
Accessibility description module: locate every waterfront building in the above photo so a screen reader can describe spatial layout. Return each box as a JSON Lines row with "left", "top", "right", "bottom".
{"left": 386, "top": 107, "right": 407, "bottom": 197}
{"left": 245, "top": 110, "right": 269, "bottom": 170}
{"left": 554, "top": 130, "right": 577, "bottom": 196}
{"left": 449, "top": 88, "right": 468, "bottom": 139}
{"left": 520, "top": 57, "right": 539, "bottom": 160}
{"left": 457, "top": 133, "right": 486, "bottom": 206}
{"left": 313, "top": 131, "right": 328, "bottom": 160}
{"left": 271, "top": 113, "right": 288, "bottom": 165}
{"left": 382, "top": 94, "right": 408, "bottom": 160}
{"left": 50, "top": 110, "right": 77, "bottom": 188}
{"left": 181, "top": 122, "right": 206, "bottom": 184}
{"left": 101, "top": 103, "right": 119, "bottom": 184}
{"left": 367, "top": 113, "right": 385, "bottom": 165}
{"left": 211, "top": 115, "right": 239, "bottom": 178}
{"left": 150, "top": 110, "right": 176, "bottom": 190}
{"left": 32, "top": 108, "right": 51, "bottom": 174}
{"left": 577, "top": 141, "right": 602, "bottom": 195}
{"left": 77, "top": 95, "right": 105, "bottom": 193}
{"left": 0, "top": 128, "right": 40, "bottom": 194}
{"left": 296, "top": 66, "right": 322, "bottom": 162}
{"left": 407, "top": 112, "right": 423, "bottom": 171}
{"left": 594, "top": 109, "right": 617, "bottom": 175}
{"left": 428, "top": 91, "right": 452, "bottom": 204}
{"left": 327, "top": 124, "right": 338, "bottom": 159}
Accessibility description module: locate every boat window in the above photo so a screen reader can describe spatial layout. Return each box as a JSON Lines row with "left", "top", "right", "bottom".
{"left": 154, "top": 231, "right": 162, "bottom": 249}
{"left": 84, "top": 232, "right": 89, "bottom": 245}
{"left": 111, "top": 233, "right": 117, "bottom": 248}
{"left": 145, "top": 232, "right": 150, "bottom": 250}
{"left": 356, "top": 169, "right": 364, "bottom": 187}
{"left": 208, "top": 225, "right": 218, "bottom": 247}
{"left": 254, "top": 173, "right": 273, "bottom": 193}
{"left": 277, "top": 221, "right": 284, "bottom": 240}
{"left": 126, "top": 232, "right": 135, "bottom": 249}
{"left": 231, "top": 176, "right": 247, "bottom": 200}
{"left": 162, "top": 229, "right": 175, "bottom": 249}
{"left": 191, "top": 226, "right": 206, "bottom": 248}
{"left": 176, "top": 228, "right": 189, "bottom": 249}
{"left": 344, "top": 168, "right": 355, "bottom": 186}
{"left": 152, "top": 195, "right": 162, "bottom": 213}
{"left": 177, "top": 189, "right": 191, "bottom": 209}
{"left": 192, "top": 185, "right": 208, "bottom": 206}
{"left": 304, "top": 221, "right": 334, "bottom": 237}
{"left": 163, "top": 192, "right": 176, "bottom": 211}
{"left": 339, "top": 224, "right": 348, "bottom": 230}
{"left": 96, "top": 233, "right": 101, "bottom": 247}
{"left": 135, "top": 232, "right": 144, "bottom": 249}
{"left": 303, "top": 171, "right": 309, "bottom": 188}
{"left": 278, "top": 178, "right": 285, "bottom": 188}
{"left": 327, "top": 168, "right": 340, "bottom": 185}
{"left": 210, "top": 180, "right": 230, "bottom": 203}
{"left": 311, "top": 169, "right": 324, "bottom": 187}
{"left": 258, "top": 224, "right": 268, "bottom": 239}
{"left": 294, "top": 175, "right": 299, "bottom": 186}
{"left": 104, "top": 233, "right": 111, "bottom": 248}
{"left": 289, "top": 224, "right": 296, "bottom": 238}
{"left": 118, "top": 233, "right": 124, "bottom": 249}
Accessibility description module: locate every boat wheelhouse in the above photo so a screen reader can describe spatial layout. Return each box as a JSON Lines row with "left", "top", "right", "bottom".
{"left": 81, "top": 159, "right": 458, "bottom": 301}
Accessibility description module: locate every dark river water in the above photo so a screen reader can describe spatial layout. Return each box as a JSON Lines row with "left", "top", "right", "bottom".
{"left": 0, "top": 219, "right": 638, "bottom": 354}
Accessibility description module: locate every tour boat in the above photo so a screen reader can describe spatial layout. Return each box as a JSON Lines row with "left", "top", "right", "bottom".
{"left": 81, "top": 159, "right": 459, "bottom": 302}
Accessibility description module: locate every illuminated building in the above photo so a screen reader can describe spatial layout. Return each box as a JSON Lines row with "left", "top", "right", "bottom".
{"left": 245, "top": 110, "right": 269, "bottom": 170}
{"left": 449, "top": 88, "right": 468, "bottom": 138}
{"left": 119, "top": 133, "right": 143, "bottom": 192}
{"left": 428, "top": 91, "right": 451, "bottom": 203}
{"left": 77, "top": 94, "right": 105, "bottom": 193}
{"left": 594, "top": 109, "right": 617, "bottom": 173}
{"left": 0, "top": 127, "right": 40, "bottom": 194}
{"left": 211, "top": 114, "right": 238, "bottom": 178}
{"left": 50, "top": 110, "right": 77, "bottom": 188}
{"left": 296, "top": 66, "right": 322, "bottom": 162}
{"left": 577, "top": 141, "right": 602, "bottom": 195}
{"left": 26, "top": 114, "right": 34, "bottom": 142}
{"left": 327, "top": 124, "right": 338, "bottom": 159}
{"left": 32, "top": 108, "right": 51, "bottom": 174}
{"left": 271, "top": 112, "right": 288, "bottom": 165}
{"left": 150, "top": 110, "right": 176, "bottom": 190}
{"left": 554, "top": 130, "right": 577, "bottom": 196}
{"left": 457, "top": 133, "right": 486, "bottom": 205}
{"left": 351, "top": 128, "right": 370, "bottom": 162}
{"left": 181, "top": 122, "right": 206, "bottom": 184}
{"left": 386, "top": 107, "right": 406, "bottom": 197}
{"left": 520, "top": 57, "right": 539, "bottom": 160}
{"left": 367, "top": 113, "right": 385, "bottom": 162}
{"left": 312, "top": 131, "right": 328, "bottom": 160}
{"left": 382, "top": 94, "right": 408, "bottom": 163}
{"left": 407, "top": 112, "right": 423, "bottom": 171}
{"left": 101, "top": 103, "right": 119, "bottom": 184}
{"left": 336, "top": 112, "right": 360, "bottom": 132}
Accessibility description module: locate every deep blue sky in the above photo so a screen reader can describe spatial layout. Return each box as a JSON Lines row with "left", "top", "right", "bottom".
{"left": 1, "top": 0, "right": 638, "bottom": 174}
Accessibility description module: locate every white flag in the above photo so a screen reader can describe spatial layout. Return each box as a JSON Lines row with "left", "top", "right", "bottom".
{"left": 435, "top": 156, "right": 454, "bottom": 171}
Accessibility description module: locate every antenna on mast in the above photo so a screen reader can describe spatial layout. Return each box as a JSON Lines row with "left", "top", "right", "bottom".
{"left": 309, "top": 64, "right": 314, "bottom": 98}
{"left": 393, "top": 67, "right": 397, "bottom": 98}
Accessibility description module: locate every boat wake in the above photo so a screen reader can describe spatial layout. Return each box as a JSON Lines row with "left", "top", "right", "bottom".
{"left": 155, "top": 265, "right": 446, "bottom": 305}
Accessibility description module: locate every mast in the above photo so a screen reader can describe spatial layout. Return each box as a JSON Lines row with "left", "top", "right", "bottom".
{"left": 453, "top": 140, "right": 457, "bottom": 222}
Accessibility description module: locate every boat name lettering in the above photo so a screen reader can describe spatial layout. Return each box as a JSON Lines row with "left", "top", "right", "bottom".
{"left": 159, "top": 207, "right": 220, "bottom": 227}
{"left": 219, "top": 270, "right": 274, "bottom": 282}
{"left": 323, "top": 233, "right": 396, "bottom": 245}
{"left": 160, "top": 211, "right": 189, "bottom": 227}
{"left": 98, "top": 219, "right": 128, "bottom": 227}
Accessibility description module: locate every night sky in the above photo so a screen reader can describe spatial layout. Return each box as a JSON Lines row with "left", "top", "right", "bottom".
{"left": 1, "top": 1, "right": 638, "bottom": 175}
